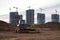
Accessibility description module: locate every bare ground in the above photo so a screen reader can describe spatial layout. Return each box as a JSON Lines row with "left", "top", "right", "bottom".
{"left": 0, "top": 31, "right": 60, "bottom": 40}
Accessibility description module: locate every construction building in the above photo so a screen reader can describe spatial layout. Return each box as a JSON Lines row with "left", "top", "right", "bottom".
{"left": 26, "top": 9, "right": 34, "bottom": 25}
{"left": 10, "top": 12, "right": 19, "bottom": 25}
{"left": 18, "top": 15, "right": 23, "bottom": 24}
{"left": 18, "top": 15, "right": 23, "bottom": 20}
{"left": 51, "top": 14, "right": 59, "bottom": 22}
{"left": 37, "top": 13, "right": 45, "bottom": 24}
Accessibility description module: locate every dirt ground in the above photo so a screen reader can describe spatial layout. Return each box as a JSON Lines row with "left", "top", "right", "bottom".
{"left": 0, "top": 31, "right": 60, "bottom": 40}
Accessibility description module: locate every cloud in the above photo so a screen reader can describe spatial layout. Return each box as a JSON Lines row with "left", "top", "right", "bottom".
{"left": 0, "top": 14, "right": 9, "bottom": 19}
{"left": 0, "top": 14, "right": 9, "bottom": 23}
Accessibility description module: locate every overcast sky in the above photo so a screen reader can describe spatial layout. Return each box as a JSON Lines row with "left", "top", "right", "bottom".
{"left": 0, "top": 0, "right": 60, "bottom": 23}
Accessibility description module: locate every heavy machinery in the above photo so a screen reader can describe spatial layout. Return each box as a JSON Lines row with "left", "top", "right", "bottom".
{"left": 16, "top": 20, "right": 40, "bottom": 33}
{"left": 16, "top": 24, "right": 40, "bottom": 33}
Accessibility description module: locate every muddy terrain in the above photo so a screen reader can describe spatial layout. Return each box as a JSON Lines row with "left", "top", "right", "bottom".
{"left": 0, "top": 20, "right": 60, "bottom": 40}
{"left": 0, "top": 31, "right": 60, "bottom": 40}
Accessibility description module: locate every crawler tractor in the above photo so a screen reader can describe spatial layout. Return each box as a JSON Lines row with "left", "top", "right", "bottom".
{"left": 16, "top": 24, "right": 40, "bottom": 33}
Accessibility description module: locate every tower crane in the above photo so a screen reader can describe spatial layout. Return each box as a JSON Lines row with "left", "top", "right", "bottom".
{"left": 55, "top": 9, "right": 58, "bottom": 14}
{"left": 39, "top": 8, "right": 45, "bottom": 13}
{"left": 9, "top": 6, "right": 18, "bottom": 12}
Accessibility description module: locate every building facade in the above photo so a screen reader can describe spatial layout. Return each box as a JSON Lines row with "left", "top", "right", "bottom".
{"left": 37, "top": 13, "right": 45, "bottom": 24}
{"left": 18, "top": 15, "right": 23, "bottom": 20}
{"left": 26, "top": 9, "right": 34, "bottom": 25}
{"left": 10, "top": 12, "right": 19, "bottom": 25}
{"left": 51, "top": 14, "right": 59, "bottom": 22}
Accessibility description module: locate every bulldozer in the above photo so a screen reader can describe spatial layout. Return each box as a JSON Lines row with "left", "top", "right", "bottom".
{"left": 16, "top": 20, "right": 40, "bottom": 33}
{"left": 16, "top": 24, "right": 40, "bottom": 33}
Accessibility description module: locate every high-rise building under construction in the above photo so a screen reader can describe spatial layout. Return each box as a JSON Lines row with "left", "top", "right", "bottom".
{"left": 18, "top": 15, "right": 23, "bottom": 20}
{"left": 26, "top": 9, "right": 34, "bottom": 25}
{"left": 10, "top": 12, "right": 19, "bottom": 25}
{"left": 51, "top": 14, "right": 59, "bottom": 22}
{"left": 37, "top": 13, "right": 45, "bottom": 24}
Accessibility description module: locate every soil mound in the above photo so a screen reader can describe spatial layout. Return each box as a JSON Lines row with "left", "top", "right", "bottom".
{"left": 45, "top": 22, "right": 60, "bottom": 30}
{"left": 35, "top": 22, "right": 60, "bottom": 30}
{"left": 0, "top": 20, "right": 60, "bottom": 31}
{"left": 0, "top": 20, "right": 16, "bottom": 31}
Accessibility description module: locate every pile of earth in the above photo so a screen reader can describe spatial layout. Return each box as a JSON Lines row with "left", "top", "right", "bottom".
{"left": 34, "top": 22, "right": 60, "bottom": 30}
{"left": 0, "top": 20, "right": 60, "bottom": 31}
{"left": 0, "top": 20, "right": 16, "bottom": 31}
